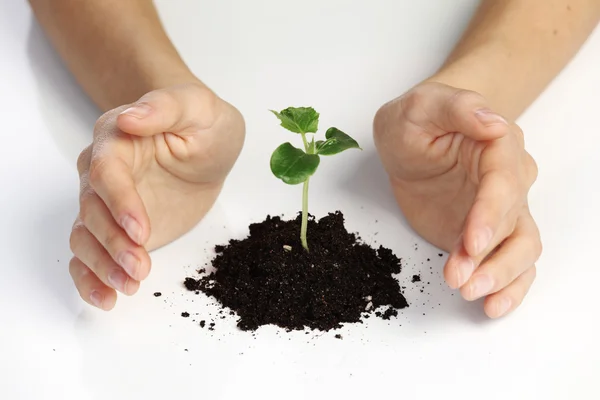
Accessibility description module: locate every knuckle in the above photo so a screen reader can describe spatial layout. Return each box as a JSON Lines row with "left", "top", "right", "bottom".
{"left": 512, "top": 293, "right": 525, "bottom": 308}
{"left": 68, "top": 257, "right": 88, "bottom": 281}
{"left": 78, "top": 190, "right": 95, "bottom": 223}
{"left": 191, "top": 86, "right": 219, "bottom": 128}
{"left": 103, "top": 230, "right": 121, "bottom": 253}
{"left": 69, "top": 232, "right": 77, "bottom": 254}
{"left": 400, "top": 89, "right": 427, "bottom": 122}
{"left": 532, "top": 236, "right": 543, "bottom": 259}
{"left": 525, "top": 153, "right": 539, "bottom": 184}
{"left": 77, "top": 146, "right": 92, "bottom": 175}
{"left": 68, "top": 257, "right": 78, "bottom": 278}
{"left": 93, "top": 111, "right": 114, "bottom": 138}
{"left": 88, "top": 251, "right": 110, "bottom": 277}
{"left": 88, "top": 156, "right": 110, "bottom": 187}
{"left": 373, "top": 100, "right": 399, "bottom": 142}
{"left": 530, "top": 265, "right": 537, "bottom": 281}
{"left": 512, "top": 124, "right": 525, "bottom": 145}
{"left": 69, "top": 223, "right": 85, "bottom": 254}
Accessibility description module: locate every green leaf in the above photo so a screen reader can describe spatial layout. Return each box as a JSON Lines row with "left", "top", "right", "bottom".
{"left": 270, "top": 107, "right": 319, "bottom": 134}
{"left": 270, "top": 143, "right": 320, "bottom": 185}
{"left": 315, "top": 127, "right": 361, "bottom": 155}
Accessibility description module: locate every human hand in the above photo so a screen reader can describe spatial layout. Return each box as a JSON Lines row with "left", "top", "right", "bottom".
{"left": 69, "top": 83, "right": 245, "bottom": 310}
{"left": 373, "top": 82, "right": 541, "bottom": 318}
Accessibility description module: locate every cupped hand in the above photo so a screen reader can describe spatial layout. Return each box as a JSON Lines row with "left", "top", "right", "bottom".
{"left": 69, "top": 83, "right": 245, "bottom": 310}
{"left": 373, "top": 82, "right": 541, "bottom": 318}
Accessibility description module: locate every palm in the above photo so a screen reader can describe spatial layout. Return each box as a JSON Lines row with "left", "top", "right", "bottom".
{"left": 373, "top": 85, "right": 526, "bottom": 251}
{"left": 373, "top": 82, "right": 542, "bottom": 319}
{"left": 385, "top": 123, "right": 487, "bottom": 250}
{"left": 114, "top": 99, "right": 244, "bottom": 249}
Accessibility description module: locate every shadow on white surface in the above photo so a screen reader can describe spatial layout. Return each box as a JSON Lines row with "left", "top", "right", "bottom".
{"left": 26, "top": 20, "right": 98, "bottom": 165}
{"left": 339, "top": 147, "right": 408, "bottom": 219}
{"left": 30, "top": 195, "right": 81, "bottom": 314}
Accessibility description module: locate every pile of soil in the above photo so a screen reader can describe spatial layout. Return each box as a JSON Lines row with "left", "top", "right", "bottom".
{"left": 184, "top": 211, "right": 409, "bottom": 331}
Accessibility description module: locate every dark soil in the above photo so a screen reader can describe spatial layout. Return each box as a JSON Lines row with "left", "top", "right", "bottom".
{"left": 184, "top": 211, "right": 409, "bottom": 332}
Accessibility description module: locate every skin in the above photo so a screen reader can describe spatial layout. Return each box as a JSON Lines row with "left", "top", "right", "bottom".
{"left": 374, "top": 0, "right": 600, "bottom": 318}
{"left": 29, "top": 0, "right": 600, "bottom": 316}
{"left": 29, "top": 0, "right": 245, "bottom": 310}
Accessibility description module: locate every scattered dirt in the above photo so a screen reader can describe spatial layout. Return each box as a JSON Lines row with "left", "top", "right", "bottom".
{"left": 184, "top": 211, "right": 408, "bottom": 332}
{"left": 412, "top": 274, "right": 421, "bottom": 283}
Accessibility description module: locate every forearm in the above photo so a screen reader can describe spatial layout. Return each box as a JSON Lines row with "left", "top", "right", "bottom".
{"left": 28, "top": 0, "right": 198, "bottom": 111}
{"left": 429, "top": 0, "right": 600, "bottom": 120}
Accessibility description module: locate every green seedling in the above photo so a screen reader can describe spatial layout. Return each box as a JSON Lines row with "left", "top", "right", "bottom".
{"left": 269, "top": 106, "right": 361, "bottom": 252}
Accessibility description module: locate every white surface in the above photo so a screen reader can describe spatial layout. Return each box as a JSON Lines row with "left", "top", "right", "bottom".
{"left": 1, "top": 1, "right": 599, "bottom": 399}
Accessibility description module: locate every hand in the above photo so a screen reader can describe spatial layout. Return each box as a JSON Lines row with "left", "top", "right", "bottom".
{"left": 69, "top": 83, "right": 245, "bottom": 310}
{"left": 373, "top": 82, "right": 541, "bottom": 318}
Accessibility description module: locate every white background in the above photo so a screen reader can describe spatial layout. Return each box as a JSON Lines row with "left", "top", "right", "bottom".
{"left": 1, "top": 1, "right": 598, "bottom": 399}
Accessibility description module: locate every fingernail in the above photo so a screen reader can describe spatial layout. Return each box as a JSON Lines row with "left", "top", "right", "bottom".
{"left": 495, "top": 297, "right": 512, "bottom": 317}
{"left": 474, "top": 227, "right": 493, "bottom": 255}
{"left": 475, "top": 108, "right": 508, "bottom": 126}
{"left": 121, "top": 215, "right": 142, "bottom": 245}
{"left": 119, "top": 251, "right": 140, "bottom": 279}
{"left": 455, "top": 258, "right": 475, "bottom": 288}
{"left": 108, "top": 270, "right": 128, "bottom": 293}
{"left": 90, "top": 291, "right": 103, "bottom": 308}
{"left": 468, "top": 274, "right": 494, "bottom": 300}
{"left": 120, "top": 103, "right": 152, "bottom": 119}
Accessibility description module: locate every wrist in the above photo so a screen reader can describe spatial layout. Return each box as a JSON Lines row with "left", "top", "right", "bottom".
{"left": 425, "top": 54, "right": 497, "bottom": 105}
{"left": 422, "top": 41, "right": 530, "bottom": 121}
{"left": 146, "top": 65, "right": 205, "bottom": 94}
{"left": 100, "top": 55, "right": 206, "bottom": 111}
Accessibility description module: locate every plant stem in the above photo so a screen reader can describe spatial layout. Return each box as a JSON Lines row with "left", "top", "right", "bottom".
{"left": 301, "top": 177, "right": 310, "bottom": 251}
{"left": 301, "top": 133, "right": 309, "bottom": 152}
{"left": 299, "top": 132, "right": 311, "bottom": 252}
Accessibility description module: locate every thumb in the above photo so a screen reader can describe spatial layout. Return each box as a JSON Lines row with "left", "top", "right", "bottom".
{"left": 115, "top": 83, "right": 219, "bottom": 137}
{"left": 407, "top": 82, "right": 509, "bottom": 141}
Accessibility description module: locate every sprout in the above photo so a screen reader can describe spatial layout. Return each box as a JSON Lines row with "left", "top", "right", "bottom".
{"left": 269, "top": 107, "right": 361, "bottom": 251}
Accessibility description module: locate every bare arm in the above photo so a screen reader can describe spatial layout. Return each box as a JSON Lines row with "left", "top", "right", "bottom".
{"left": 429, "top": 0, "right": 600, "bottom": 120}
{"left": 28, "top": 0, "right": 198, "bottom": 111}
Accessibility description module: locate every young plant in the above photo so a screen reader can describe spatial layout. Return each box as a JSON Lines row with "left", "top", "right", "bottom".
{"left": 269, "top": 107, "right": 361, "bottom": 252}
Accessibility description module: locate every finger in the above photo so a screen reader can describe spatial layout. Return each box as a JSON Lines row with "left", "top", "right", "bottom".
{"left": 444, "top": 236, "right": 476, "bottom": 289}
{"left": 87, "top": 149, "right": 150, "bottom": 246}
{"left": 402, "top": 82, "right": 509, "bottom": 140}
{"left": 69, "top": 257, "right": 117, "bottom": 311}
{"left": 80, "top": 190, "right": 151, "bottom": 281}
{"left": 462, "top": 169, "right": 522, "bottom": 258}
{"left": 483, "top": 265, "right": 537, "bottom": 318}
{"left": 116, "top": 83, "right": 218, "bottom": 137}
{"left": 70, "top": 220, "right": 140, "bottom": 296}
{"left": 461, "top": 214, "right": 542, "bottom": 301}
